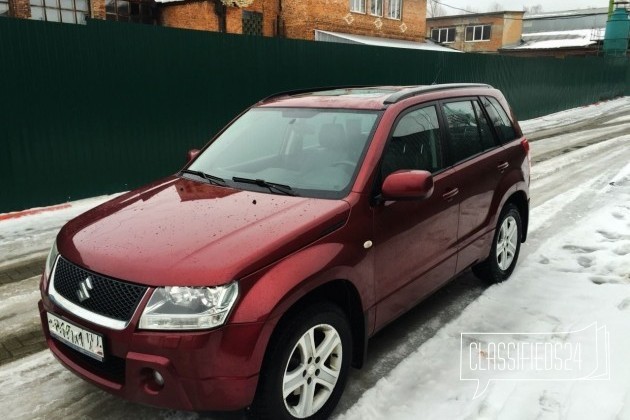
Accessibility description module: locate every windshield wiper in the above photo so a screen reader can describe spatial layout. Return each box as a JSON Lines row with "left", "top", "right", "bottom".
{"left": 232, "top": 177, "right": 298, "bottom": 196}
{"left": 181, "top": 169, "right": 226, "bottom": 186}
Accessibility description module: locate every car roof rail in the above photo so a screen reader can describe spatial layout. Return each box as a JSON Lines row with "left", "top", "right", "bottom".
{"left": 383, "top": 83, "right": 493, "bottom": 104}
{"left": 258, "top": 85, "right": 372, "bottom": 103}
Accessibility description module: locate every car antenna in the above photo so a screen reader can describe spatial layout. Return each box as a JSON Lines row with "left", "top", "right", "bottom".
{"left": 431, "top": 53, "right": 445, "bottom": 85}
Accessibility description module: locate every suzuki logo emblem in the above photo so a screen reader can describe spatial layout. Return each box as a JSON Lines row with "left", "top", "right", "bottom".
{"left": 77, "top": 276, "right": 94, "bottom": 302}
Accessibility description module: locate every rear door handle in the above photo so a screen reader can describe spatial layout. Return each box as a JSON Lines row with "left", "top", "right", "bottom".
{"left": 442, "top": 188, "right": 459, "bottom": 201}
{"left": 497, "top": 162, "right": 509, "bottom": 172}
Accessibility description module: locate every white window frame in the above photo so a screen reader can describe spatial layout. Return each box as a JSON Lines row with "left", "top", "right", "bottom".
{"left": 386, "top": 0, "right": 401, "bottom": 20}
{"left": 431, "top": 27, "right": 455, "bottom": 43}
{"left": 0, "top": 0, "right": 10, "bottom": 17}
{"left": 350, "top": 0, "right": 366, "bottom": 13}
{"left": 465, "top": 24, "right": 491, "bottom": 42}
{"left": 370, "top": 0, "right": 383, "bottom": 17}
{"left": 30, "top": 0, "right": 90, "bottom": 24}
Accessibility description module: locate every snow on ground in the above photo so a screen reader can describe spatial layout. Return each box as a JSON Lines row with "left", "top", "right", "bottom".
{"left": 0, "top": 194, "right": 121, "bottom": 270}
{"left": 0, "top": 276, "right": 41, "bottom": 337}
{"left": 0, "top": 351, "right": 198, "bottom": 420}
{"left": 338, "top": 166, "right": 630, "bottom": 419}
{"left": 519, "top": 96, "right": 630, "bottom": 135}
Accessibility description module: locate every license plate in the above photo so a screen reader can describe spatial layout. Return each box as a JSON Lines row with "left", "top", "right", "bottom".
{"left": 47, "top": 312, "right": 105, "bottom": 362}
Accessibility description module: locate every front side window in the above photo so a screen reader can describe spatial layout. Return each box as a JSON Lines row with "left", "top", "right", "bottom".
{"left": 386, "top": 0, "right": 401, "bottom": 19}
{"left": 350, "top": 0, "right": 366, "bottom": 13}
{"left": 465, "top": 24, "right": 491, "bottom": 42}
{"left": 442, "top": 100, "right": 492, "bottom": 164}
{"left": 0, "top": 0, "right": 9, "bottom": 17}
{"left": 370, "top": 0, "right": 382, "bottom": 16}
{"left": 381, "top": 105, "right": 443, "bottom": 180}
{"left": 431, "top": 27, "right": 455, "bottom": 43}
{"left": 189, "top": 108, "right": 380, "bottom": 199}
{"left": 106, "top": 0, "right": 155, "bottom": 24}
{"left": 30, "top": 0, "right": 89, "bottom": 24}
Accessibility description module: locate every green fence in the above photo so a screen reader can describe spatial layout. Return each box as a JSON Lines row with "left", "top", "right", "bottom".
{"left": 1, "top": 18, "right": 629, "bottom": 213}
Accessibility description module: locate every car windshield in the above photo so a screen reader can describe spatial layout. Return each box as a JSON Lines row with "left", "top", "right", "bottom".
{"left": 188, "top": 108, "right": 381, "bottom": 199}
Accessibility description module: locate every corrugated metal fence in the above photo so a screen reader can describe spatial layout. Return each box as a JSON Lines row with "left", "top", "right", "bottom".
{"left": 1, "top": 18, "right": 629, "bottom": 213}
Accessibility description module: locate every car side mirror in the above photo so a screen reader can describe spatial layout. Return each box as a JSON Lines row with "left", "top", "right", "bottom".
{"left": 381, "top": 170, "right": 434, "bottom": 201}
{"left": 187, "top": 149, "right": 200, "bottom": 162}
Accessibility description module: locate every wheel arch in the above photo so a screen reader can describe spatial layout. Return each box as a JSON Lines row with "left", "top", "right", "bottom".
{"left": 265, "top": 279, "right": 367, "bottom": 370}
{"left": 504, "top": 190, "right": 529, "bottom": 242}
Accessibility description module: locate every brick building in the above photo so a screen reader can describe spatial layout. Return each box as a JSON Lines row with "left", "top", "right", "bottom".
{"left": 2, "top": 0, "right": 426, "bottom": 43}
{"left": 427, "top": 10, "right": 524, "bottom": 53}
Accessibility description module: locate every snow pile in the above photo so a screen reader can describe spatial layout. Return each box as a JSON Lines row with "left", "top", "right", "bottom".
{"left": 519, "top": 97, "right": 630, "bottom": 135}
{"left": 338, "top": 164, "right": 630, "bottom": 419}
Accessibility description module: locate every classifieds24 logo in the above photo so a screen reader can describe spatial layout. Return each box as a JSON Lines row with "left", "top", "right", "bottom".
{"left": 460, "top": 323, "right": 610, "bottom": 399}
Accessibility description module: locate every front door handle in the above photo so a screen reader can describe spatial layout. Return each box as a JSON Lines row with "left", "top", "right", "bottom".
{"left": 442, "top": 188, "right": 459, "bottom": 201}
{"left": 497, "top": 162, "right": 510, "bottom": 172}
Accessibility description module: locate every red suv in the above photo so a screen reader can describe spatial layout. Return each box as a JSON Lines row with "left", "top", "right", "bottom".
{"left": 39, "top": 84, "right": 529, "bottom": 419}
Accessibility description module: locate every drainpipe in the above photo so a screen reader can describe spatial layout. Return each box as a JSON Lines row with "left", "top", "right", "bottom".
{"left": 276, "top": 0, "right": 283, "bottom": 37}
{"left": 214, "top": 0, "right": 227, "bottom": 33}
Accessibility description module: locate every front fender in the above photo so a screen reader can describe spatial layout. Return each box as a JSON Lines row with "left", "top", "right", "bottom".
{"left": 231, "top": 240, "right": 371, "bottom": 324}
{"left": 222, "top": 238, "right": 372, "bottom": 376}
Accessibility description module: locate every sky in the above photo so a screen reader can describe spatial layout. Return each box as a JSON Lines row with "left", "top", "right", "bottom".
{"left": 434, "top": 0, "right": 610, "bottom": 14}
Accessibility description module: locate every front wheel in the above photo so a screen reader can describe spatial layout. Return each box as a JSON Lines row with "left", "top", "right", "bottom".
{"left": 251, "top": 303, "right": 352, "bottom": 420}
{"left": 472, "top": 203, "right": 522, "bottom": 283}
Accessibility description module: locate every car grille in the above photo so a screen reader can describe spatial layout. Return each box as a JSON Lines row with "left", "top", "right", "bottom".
{"left": 53, "top": 257, "right": 147, "bottom": 322}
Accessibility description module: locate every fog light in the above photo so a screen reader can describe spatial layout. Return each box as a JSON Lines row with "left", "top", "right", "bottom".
{"left": 153, "top": 370, "right": 164, "bottom": 386}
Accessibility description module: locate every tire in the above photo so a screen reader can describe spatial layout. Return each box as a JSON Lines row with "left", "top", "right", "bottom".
{"left": 472, "top": 203, "right": 522, "bottom": 283}
{"left": 251, "top": 303, "right": 352, "bottom": 420}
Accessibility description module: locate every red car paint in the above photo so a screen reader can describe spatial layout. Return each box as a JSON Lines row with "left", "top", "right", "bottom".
{"left": 39, "top": 85, "right": 529, "bottom": 412}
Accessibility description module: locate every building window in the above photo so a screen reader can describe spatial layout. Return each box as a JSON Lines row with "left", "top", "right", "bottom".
{"left": 106, "top": 0, "right": 155, "bottom": 24}
{"left": 386, "top": 0, "right": 401, "bottom": 19}
{"left": 370, "top": 0, "right": 382, "bottom": 16}
{"left": 242, "top": 11, "right": 263, "bottom": 36}
{"left": 30, "top": 0, "right": 89, "bottom": 23}
{"left": 350, "top": 0, "right": 365, "bottom": 13}
{"left": 0, "top": 0, "right": 9, "bottom": 17}
{"left": 465, "top": 24, "right": 491, "bottom": 42}
{"left": 431, "top": 27, "right": 455, "bottom": 43}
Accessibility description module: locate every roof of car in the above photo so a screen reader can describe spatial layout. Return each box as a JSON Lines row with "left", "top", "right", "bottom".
{"left": 258, "top": 84, "right": 493, "bottom": 110}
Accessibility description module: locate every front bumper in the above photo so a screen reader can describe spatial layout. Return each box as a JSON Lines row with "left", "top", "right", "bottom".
{"left": 38, "top": 296, "right": 265, "bottom": 412}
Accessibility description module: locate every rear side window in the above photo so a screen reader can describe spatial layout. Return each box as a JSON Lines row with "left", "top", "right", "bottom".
{"left": 482, "top": 96, "right": 518, "bottom": 144}
{"left": 381, "top": 105, "right": 443, "bottom": 179}
{"left": 442, "top": 100, "right": 496, "bottom": 164}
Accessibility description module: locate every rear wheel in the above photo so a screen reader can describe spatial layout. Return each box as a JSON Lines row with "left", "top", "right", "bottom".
{"left": 251, "top": 303, "right": 352, "bottom": 420}
{"left": 472, "top": 203, "right": 522, "bottom": 283}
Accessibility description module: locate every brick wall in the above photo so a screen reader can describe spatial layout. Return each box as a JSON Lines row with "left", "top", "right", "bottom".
{"left": 427, "top": 11, "right": 524, "bottom": 53}
{"left": 501, "top": 12, "right": 523, "bottom": 47}
{"left": 160, "top": 0, "right": 426, "bottom": 41}
{"left": 9, "top": 0, "right": 30, "bottom": 18}
{"left": 160, "top": 0, "right": 279, "bottom": 35}
{"left": 91, "top": 0, "right": 106, "bottom": 19}
{"left": 282, "top": 0, "right": 426, "bottom": 41}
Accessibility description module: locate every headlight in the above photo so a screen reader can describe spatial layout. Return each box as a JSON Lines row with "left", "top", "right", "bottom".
{"left": 139, "top": 282, "right": 239, "bottom": 330}
{"left": 44, "top": 240, "right": 59, "bottom": 280}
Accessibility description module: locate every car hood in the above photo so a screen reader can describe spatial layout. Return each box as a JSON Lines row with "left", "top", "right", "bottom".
{"left": 57, "top": 176, "right": 350, "bottom": 286}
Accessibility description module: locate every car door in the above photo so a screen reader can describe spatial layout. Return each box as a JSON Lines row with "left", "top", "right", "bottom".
{"left": 372, "top": 104, "right": 459, "bottom": 331}
{"left": 439, "top": 98, "right": 511, "bottom": 272}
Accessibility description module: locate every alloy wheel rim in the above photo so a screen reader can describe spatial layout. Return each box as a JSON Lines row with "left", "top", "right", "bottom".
{"left": 496, "top": 215, "right": 518, "bottom": 271}
{"left": 282, "top": 324, "right": 343, "bottom": 418}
